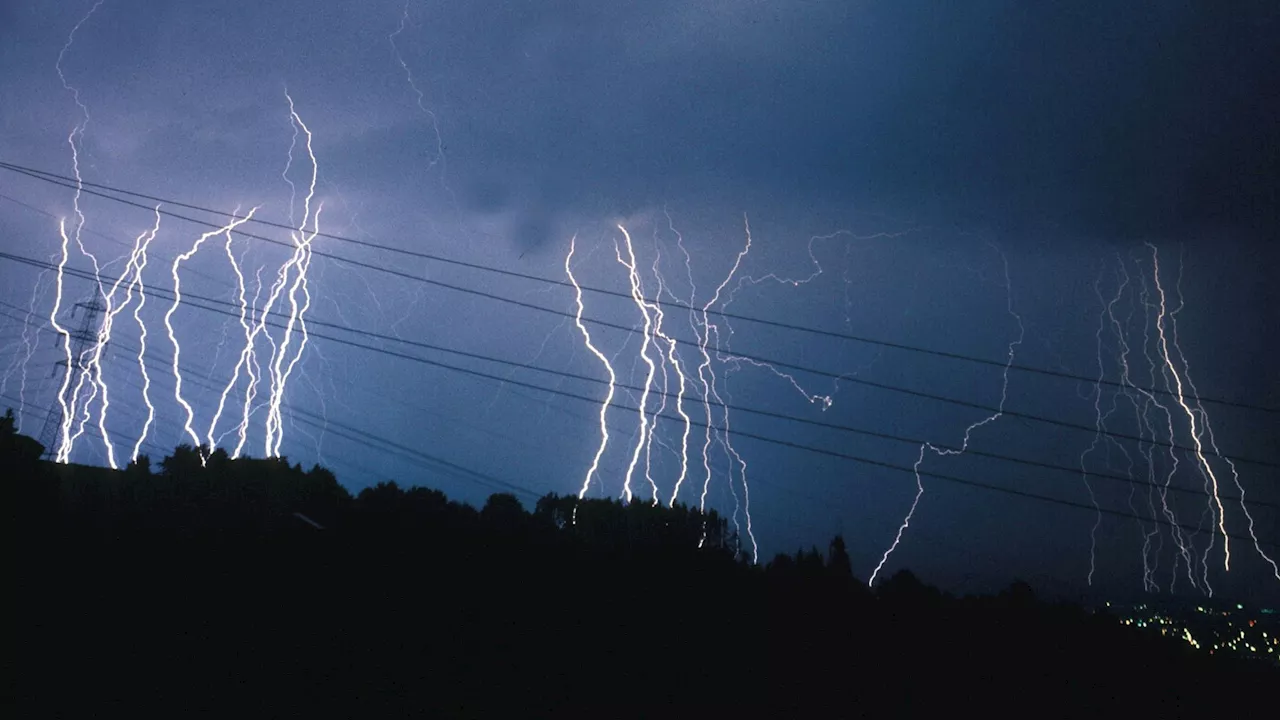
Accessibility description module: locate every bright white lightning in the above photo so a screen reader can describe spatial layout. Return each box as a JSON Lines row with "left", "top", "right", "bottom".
{"left": 1146, "top": 243, "right": 1230, "bottom": 571}
{"left": 1162, "top": 249, "right": 1278, "bottom": 582}
{"left": 165, "top": 209, "right": 260, "bottom": 457}
{"left": 1133, "top": 259, "right": 1198, "bottom": 593}
{"left": 206, "top": 208, "right": 254, "bottom": 454}
{"left": 615, "top": 224, "right": 659, "bottom": 503}
{"left": 1101, "top": 257, "right": 1161, "bottom": 591}
{"left": 53, "top": 2, "right": 110, "bottom": 463}
{"left": 567, "top": 234, "right": 617, "bottom": 503}
{"left": 235, "top": 266, "right": 280, "bottom": 459}
{"left": 264, "top": 95, "right": 323, "bottom": 458}
{"left": 694, "top": 213, "right": 757, "bottom": 562}
{"left": 647, "top": 233, "right": 693, "bottom": 507}
{"left": 80, "top": 209, "right": 162, "bottom": 469}
{"left": 869, "top": 243, "right": 1023, "bottom": 586}
{"left": 1077, "top": 268, "right": 1110, "bottom": 586}
{"left": 128, "top": 207, "right": 162, "bottom": 462}
{"left": 49, "top": 220, "right": 76, "bottom": 462}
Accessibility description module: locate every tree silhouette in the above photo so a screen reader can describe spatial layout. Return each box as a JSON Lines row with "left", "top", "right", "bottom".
{"left": 827, "top": 534, "right": 854, "bottom": 582}
{"left": 126, "top": 454, "right": 152, "bottom": 477}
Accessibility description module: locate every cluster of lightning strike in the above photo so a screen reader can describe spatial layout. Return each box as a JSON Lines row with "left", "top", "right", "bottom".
{"left": 42, "top": 64, "right": 326, "bottom": 466}
{"left": 0, "top": 269, "right": 54, "bottom": 433}
{"left": 869, "top": 243, "right": 1024, "bottom": 587}
{"left": 563, "top": 215, "right": 761, "bottom": 562}
{"left": 1077, "top": 246, "right": 1279, "bottom": 596}
{"left": 46, "top": 0, "right": 126, "bottom": 467}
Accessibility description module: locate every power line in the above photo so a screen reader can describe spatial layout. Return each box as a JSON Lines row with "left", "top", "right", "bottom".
{"left": 2, "top": 159, "right": 1274, "bottom": 416}
{"left": 67, "top": 302, "right": 1267, "bottom": 512}
{"left": 4, "top": 293, "right": 1279, "bottom": 546}
{"left": 3, "top": 250, "right": 1277, "bottom": 472}
{"left": 6, "top": 364, "right": 1275, "bottom": 553}
{"left": 0, "top": 191, "right": 232, "bottom": 288}
{"left": 19, "top": 328, "right": 821, "bottom": 511}
{"left": 2, "top": 393, "right": 177, "bottom": 462}
{"left": 4, "top": 368, "right": 546, "bottom": 503}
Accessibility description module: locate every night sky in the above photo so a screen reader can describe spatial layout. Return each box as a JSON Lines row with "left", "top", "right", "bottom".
{"left": 1, "top": 1, "right": 1276, "bottom": 604}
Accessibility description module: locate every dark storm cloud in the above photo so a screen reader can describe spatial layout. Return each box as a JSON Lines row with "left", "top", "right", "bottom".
{"left": 409, "top": 0, "right": 1279, "bottom": 244}
{"left": 16, "top": 1, "right": 1274, "bottom": 245}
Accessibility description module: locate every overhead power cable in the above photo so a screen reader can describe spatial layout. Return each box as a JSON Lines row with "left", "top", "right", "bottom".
{"left": 6, "top": 287, "right": 1280, "bottom": 540}
{"left": 1, "top": 160, "right": 1274, "bottom": 416}
{"left": 2, "top": 251, "right": 1276, "bottom": 473}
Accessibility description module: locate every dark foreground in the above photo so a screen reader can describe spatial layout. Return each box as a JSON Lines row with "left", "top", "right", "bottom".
{"left": 6, "top": 439, "right": 1275, "bottom": 715}
{"left": 15, "top": 513, "right": 1276, "bottom": 715}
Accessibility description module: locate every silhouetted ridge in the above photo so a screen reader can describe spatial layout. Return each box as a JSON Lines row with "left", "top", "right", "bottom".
{"left": 4, "top": 417, "right": 1273, "bottom": 715}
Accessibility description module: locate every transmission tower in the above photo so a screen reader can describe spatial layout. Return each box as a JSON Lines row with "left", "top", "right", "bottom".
{"left": 36, "top": 295, "right": 105, "bottom": 460}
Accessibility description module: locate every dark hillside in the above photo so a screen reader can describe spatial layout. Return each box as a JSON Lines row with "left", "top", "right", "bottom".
{"left": 5, "top": 418, "right": 1273, "bottom": 715}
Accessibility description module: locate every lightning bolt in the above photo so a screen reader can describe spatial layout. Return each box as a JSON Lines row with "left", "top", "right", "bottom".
{"left": 49, "top": 220, "right": 76, "bottom": 462}
{"left": 1077, "top": 266, "right": 1110, "bottom": 586}
{"left": 869, "top": 242, "right": 1023, "bottom": 586}
{"left": 647, "top": 229, "right": 693, "bottom": 507}
{"left": 615, "top": 224, "right": 659, "bottom": 503}
{"left": 231, "top": 264, "right": 268, "bottom": 459}
{"left": 1162, "top": 247, "right": 1278, "bottom": 583}
{"left": 165, "top": 209, "right": 260, "bottom": 459}
{"left": 717, "top": 226, "right": 915, "bottom": 410}
{"left": 264, "top": 94, "right": 323, "bottom": 458}
{"left": 1146, "top": 243, "right": 1230, "bottom": 572}
{"left": 657, "top": 211, "right": 728, "bottom": 543}
{"left": 79, "top": 209, "right": 163, "bottom": 469}
{"left": 1101, "top": 256, "right": 1161, "bottom": 592}
{"left": 1132, "top": 254, "right": 1198, "bottom": 593}
{"left": 51, "top": 0, "right": 109, "bottom": 464}
{"left": 567, "top": 234, "right": 617, "bottom": 507}
{"left": 716, "top": 229, "right": 856, "bottom": 410}
{"left": 0, "top": 268, "right": 52, "bottom": 433}
{"left": 128, "top": 207, "right": 162, "bottom": 463}
{"left": 693, "top": 213, "right": 756, "bottom": 561}
{"left": 207, "top": 208, "right": 254, "bottom": 454}
{"left": 388, "top": 0, "right": 455, "bottom": 211}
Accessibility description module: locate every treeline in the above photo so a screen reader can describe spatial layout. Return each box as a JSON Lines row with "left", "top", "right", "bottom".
{"left": 4, "top": 412, "right": 1275, "bottom": 715}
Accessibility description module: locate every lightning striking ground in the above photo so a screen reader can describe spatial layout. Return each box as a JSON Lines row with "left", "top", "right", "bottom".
{"left": 128, "top": 208, "right": 162, "bottom": 462}
{"left": 869, "top": 244, "right": 1023, "bottom": 586}
{"left": 1146, "top": 244, "right": 1231, "bottom": 572}
{"left": 566, "top": 234, "right": 617, "bottom": 505}
{"left": 165, "top": 209, "right": 260, "bottom": 459}
{"left": 264, "top": 95, "right": 323, "bottom": 458}
{"left": 615, "top": 224, "right": 659, "bottom": 503}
